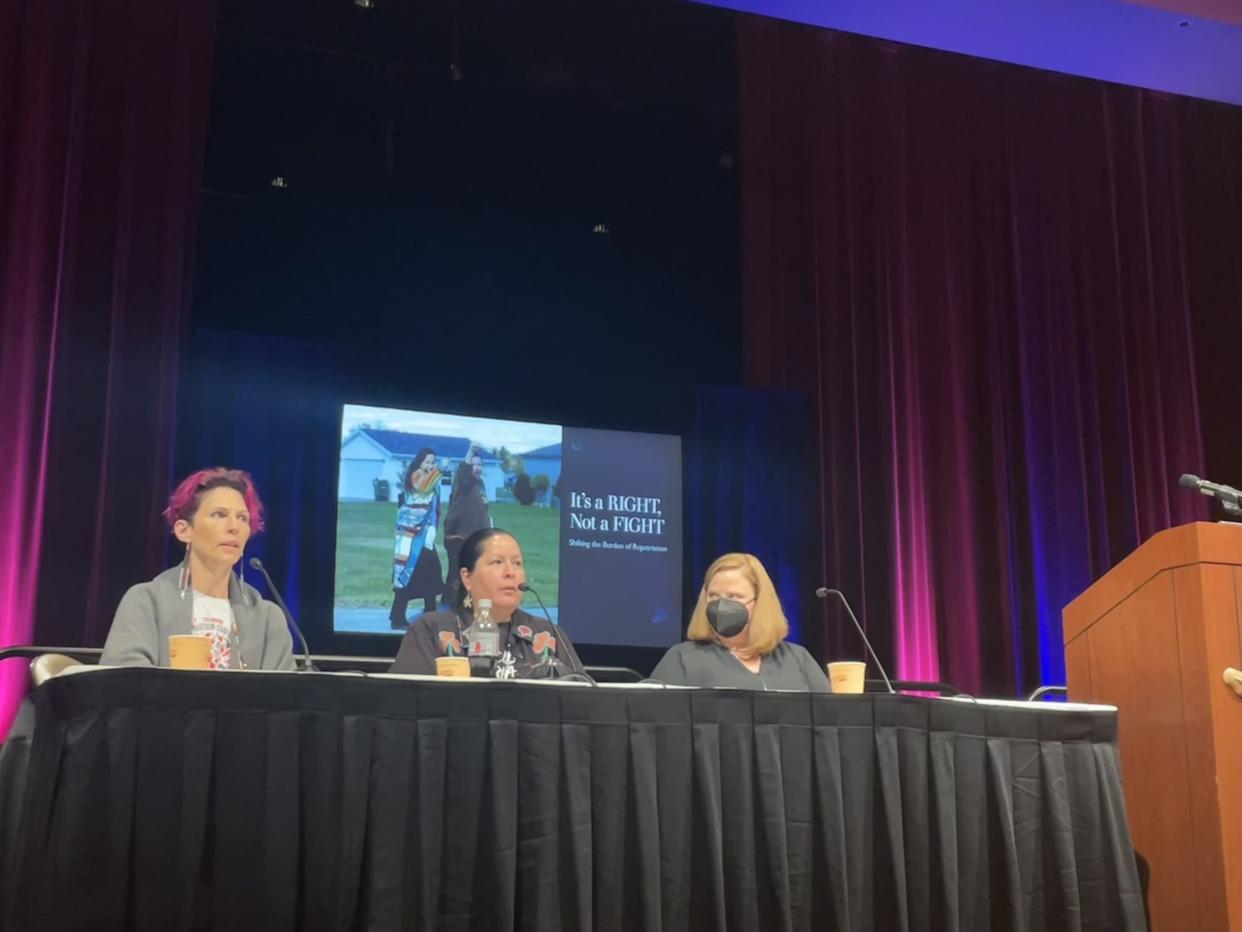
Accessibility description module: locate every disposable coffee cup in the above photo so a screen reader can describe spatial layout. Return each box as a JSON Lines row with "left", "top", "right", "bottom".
{"left": 169, "top": 635, "right": 212, "bottom": 670}
{"left": 435, "top": 656, "right": 471, "bottom": 678}
{"left": 827, "top": 660, "right": 866, "bottom": 694}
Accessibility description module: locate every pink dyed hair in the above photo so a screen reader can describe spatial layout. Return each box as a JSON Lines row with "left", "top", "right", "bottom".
{"left": 163, "top": 467, "right": 266, "bottom": 533}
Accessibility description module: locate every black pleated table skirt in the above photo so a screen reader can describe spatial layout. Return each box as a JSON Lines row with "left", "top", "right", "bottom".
{"left": 0, "top": 669, "right": 1146, "bottom": 931}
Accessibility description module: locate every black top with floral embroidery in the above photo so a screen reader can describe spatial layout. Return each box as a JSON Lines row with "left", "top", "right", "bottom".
{"left": 390, "top": 606, "right": 587, "bottom": 679}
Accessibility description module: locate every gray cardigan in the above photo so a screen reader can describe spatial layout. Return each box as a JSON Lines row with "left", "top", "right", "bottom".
{"left": 100, "top": 566, "right": 295, "bottom": 670}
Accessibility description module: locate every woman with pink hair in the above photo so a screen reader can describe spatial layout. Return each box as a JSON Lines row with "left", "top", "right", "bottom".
{"left": 100, "top": 467, "right": 294, "bottom": 670}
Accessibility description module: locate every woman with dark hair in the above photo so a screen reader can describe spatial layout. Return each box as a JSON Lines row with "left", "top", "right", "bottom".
{"left": 389, "top": 447, "right": 444, "bottom": 629}
{"left": 441, "top": 450, "right": 490, "bottom": 603}
{"left": 100, "top": 467, "right": 295, "bottom": 670}
{"left": 390, "top": 527, "right": 586, "bottom": 679}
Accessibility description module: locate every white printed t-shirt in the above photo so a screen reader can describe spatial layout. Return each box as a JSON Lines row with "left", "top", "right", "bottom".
{"left": 191, "top": 590, "right": 235, "bottom": 670}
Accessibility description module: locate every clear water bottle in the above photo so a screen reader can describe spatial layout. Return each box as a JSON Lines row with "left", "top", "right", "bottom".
{"left": 465, "top": 598, "right": 500, "bottom": 670}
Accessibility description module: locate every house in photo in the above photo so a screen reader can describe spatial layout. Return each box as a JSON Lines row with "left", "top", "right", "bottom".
{"left": 338, "top": 428, "right": 504, "bottom": 502}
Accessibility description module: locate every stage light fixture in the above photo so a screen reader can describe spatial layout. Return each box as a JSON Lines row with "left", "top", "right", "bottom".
{"left": 270, "top": 176, "right": 289, "bottom": 189}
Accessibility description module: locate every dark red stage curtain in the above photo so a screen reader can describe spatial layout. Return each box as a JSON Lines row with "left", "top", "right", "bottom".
{"left": 0, "top": 0, "right": 218, "bottom": 734}
{"left": 738, "top": 16, "right": 1242, "bottom": 695}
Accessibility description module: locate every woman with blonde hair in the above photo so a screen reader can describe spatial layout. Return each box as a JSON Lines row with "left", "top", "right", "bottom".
{"left": 650, "top": 553, "right": 831, "bottom": 690}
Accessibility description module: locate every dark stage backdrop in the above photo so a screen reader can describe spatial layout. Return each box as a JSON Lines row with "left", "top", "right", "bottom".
{"left": 0, "top": 0, "right": 219, "bottom": 736}
{"left": 688, "top": 386, "right": 816, "bottom": 646}
{"left": 739, "top": 17, "right": 1242, "bottom": 696}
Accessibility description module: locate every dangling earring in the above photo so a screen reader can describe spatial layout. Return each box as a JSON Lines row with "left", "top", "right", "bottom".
{"left": 463, "top": 592, "right": 472, "bottom": 610}
{"left": 236, "top": 552, "right": 248, "bottom": 604}
{"left": 178, "top": 544, "right": 190, "bottom": 600}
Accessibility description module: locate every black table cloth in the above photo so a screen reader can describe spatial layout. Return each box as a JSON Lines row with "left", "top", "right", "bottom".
{"left": 0, "top": 669, "right": 1146, "bottom": 931}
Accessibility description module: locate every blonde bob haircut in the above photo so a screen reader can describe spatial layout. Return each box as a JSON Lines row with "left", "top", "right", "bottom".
{"left": 686, "top": 553, "right": 789, "bottom": 658}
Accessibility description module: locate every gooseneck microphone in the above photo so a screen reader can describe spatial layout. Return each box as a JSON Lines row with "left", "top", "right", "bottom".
{"left": 1178, "top": 473, "right": 1242, "bottom": 518}
{"left": 517, "top": 581, "right": 557, "bottom": 678}
{"left": 249, "top": 558, "right": 315, "bottom": 671}
{"left": 516, "top": 582, "right": 595, "bottom": 684}
{"left": 815, "top": 587, "right": 895, "bottom": 694}
{"left": 518, "top": 582, "right": 554, "bottom": 626}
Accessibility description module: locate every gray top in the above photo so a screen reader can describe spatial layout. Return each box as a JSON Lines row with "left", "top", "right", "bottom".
{"left": 650, "top": 640, "right": 833, "bottom": 692}
{"left": 100, "top": 566, "right": 295, "bottom": 671}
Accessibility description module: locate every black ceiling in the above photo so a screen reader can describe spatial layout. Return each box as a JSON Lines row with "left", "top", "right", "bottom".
{"left": 192, "top": 0, "right": 743, "bottom": 398}
{"left": 204, "top": 0, "right": 739, "bottom": 219}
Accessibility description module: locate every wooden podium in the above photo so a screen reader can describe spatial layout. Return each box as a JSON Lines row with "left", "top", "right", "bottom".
{"left": 1064, "top": 522, "right": 1242, "bottom": 931}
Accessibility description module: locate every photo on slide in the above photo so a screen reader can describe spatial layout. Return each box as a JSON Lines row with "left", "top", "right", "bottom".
{"left": 334, "top": 403, "right": 562, "bottom": 635}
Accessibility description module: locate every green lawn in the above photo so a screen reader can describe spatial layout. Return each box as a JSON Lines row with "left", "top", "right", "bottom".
{"left": 333, "top": 501, "right": 560, "bottom": 609}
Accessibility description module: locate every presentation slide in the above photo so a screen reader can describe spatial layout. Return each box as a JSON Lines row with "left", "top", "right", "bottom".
{"left": 333, "top": 403, "right": 681, "bottom": 648}
{"left": 559, "top": 427, "right": 682, "bottom": 646}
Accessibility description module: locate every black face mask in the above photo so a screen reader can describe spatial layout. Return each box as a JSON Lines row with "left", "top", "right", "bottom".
{"left": 706, "top": 598, "right": 750, "bottom": 639}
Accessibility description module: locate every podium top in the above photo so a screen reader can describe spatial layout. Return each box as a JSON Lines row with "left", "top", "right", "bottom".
{"left": 1063, "top": 521, "right": 1242, "bottom": 643}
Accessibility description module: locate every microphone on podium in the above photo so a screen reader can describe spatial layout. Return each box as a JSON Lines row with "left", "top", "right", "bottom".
{"left": 249, "top": 557, "right": 315, "bottom": 671}
{"left": 1178, "top": 473, "right": 1242, "bottom": 518}
{"left": 815, "top": 587, "right": 895, "bottom": 694}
